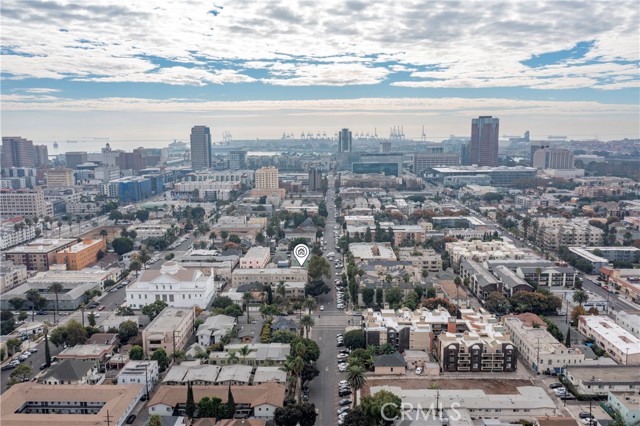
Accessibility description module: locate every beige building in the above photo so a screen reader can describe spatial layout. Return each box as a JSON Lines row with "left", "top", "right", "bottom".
{"left": 397, "top": 247, "right": 442, "bottom": 272}
{"left": 446, "top": 240, "right": 526, "bottom": 267}
{"left": 46, "top": 168, "right": 75, "bottom": 188}
{"left": 0, "top": 190, "right": 53, "bottom": 218}
{"left": 231, "top": 267, "right": 307, "bottom": 287}
{"left": 4, "top": 238, "right": 77, "bottom": 271}
{"left": 252, "top": 166, "right": 285, "bottom": 198}
{"left": 240, "top": 246, "right": 271, "bottom": 269}
{"left": 535, "top": 218, "right": 603, "bottom": 250}
{"left": 142, "top": 307, "right": 195, "bottom": 356}
{"left": 503, "top": 315, "right": 585, "bottom": 373}
{"left": 577, "top": 315, "right": 640, "bottom": 365}
{"left": 0, "top": 261, "right": 28, "bottom": 293}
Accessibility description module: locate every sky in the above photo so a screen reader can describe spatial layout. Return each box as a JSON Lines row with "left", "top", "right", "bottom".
{"left": 1, "top": 0, "right": 639, "bottom": 147}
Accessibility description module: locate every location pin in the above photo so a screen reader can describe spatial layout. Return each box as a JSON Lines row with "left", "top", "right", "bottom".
{"left": 293, "top": 244, "right": 310, "bottom": 266}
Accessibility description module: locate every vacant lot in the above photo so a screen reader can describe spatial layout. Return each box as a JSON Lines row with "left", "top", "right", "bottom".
{"left": 363, "top": 378, "right": 532, "bottom": 397}
{"left": 81, "top": 225, "right": 122, "bottom": 240}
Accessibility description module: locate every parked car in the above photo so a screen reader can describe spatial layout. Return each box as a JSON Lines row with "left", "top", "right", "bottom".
{"left": 549, "top": 383, "right": 563, "bottom": 389}
{"left": 579, "top": 412, "right": 592, "bottom": 419}
{"left": 339, "top": 399, "right": 352, "bottom": 406}
{"left": 337, "top": 407, "right": 351, "bottom": 415}
{"left": 126, "top": 414, "right": 136, "bottom": 424}
{"left": 338, "top": 389, "right": 352, "bottom": 397}
{"left": 416, "top": 367, "right": 423, "bottom": 375}
{"left": 1, "top": 364, "right": 15, "bottom": 371}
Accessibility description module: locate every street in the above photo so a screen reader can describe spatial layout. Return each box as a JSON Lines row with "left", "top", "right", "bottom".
{"left": 1, "top": 335, "right": 64, "bottom": 393}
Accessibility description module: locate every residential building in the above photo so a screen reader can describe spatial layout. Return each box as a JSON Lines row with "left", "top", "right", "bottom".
{"left": 391, "top": 225, "right": 426, "bottom": 246}
{"left": 533, "top": 148, "right": 574, "bottom": 170}
{"left": 437, "top": 326, "right": 517, "bottom": 373}
{"left": 308, "top": 167, "right": 323, "bottom": 191}
{"left": 142, "top": 307, "right": 195, "bottom": 356}
{"left": 208, "top": 343, "right": 291, "bottom": 367}
{"left": 396, "top": 247, "right": 442, "bottom": 272}
{"left": 190, "top": 125, "right": 212, "bottom": 170}
{"left": 0, "top": 261, "right": 28, "bottom": 293}
{"left": 128, "top": 222, "right": 171, "bottom": 240}
{"left": 607, "top": 392, "right": 640, "bottom": 426}
{"left": 127, "top": 261, "right": 216, "bottom": 309}
{"left": 0, "top": 383, "right": 143, "bottom": 426}
{"left": 370, "top": 385, "right": 556, "bottom": 421}
{"left": 4, "top": 238, "right": 76, "bottom": 271}
{"left": 57, "top": 344, "right": 117, "bottom": 362}
{"left": 350, "top": 243, "right": 397, "bottom": 262}
{"left": 101, "top": 175, "right": 163, "bottom": 203}
{"left": 53, "top": 238, "right": 106, "bottom": 270}
{"left": 565, "top": 365, "right": 640, "bottom": 396}
{"left": 338, "top": 128, "right": 352, "bottom": 152}
{"left": 470, "top": 116, "right": 499, "bottom": 166}
{"left": 0, "top": 220, "right": 41, "bottom": 250}
{"left": 373, "top": 352, "right": 407, "bottom": 375}
{"left": 0, "top": 190, "right": 53, "bottom": 218}
{"left": 228, "top": 150, "right": 247, "bottom": 170}
{"left": 196, "top": 314, "right": 236, "bottom": 346}
{"left": 173, "top": 179, "right": 240, "bottom": 201}
{"left": 240, "top": 246, "right": 271, "bottom": 269}
{"left": 252, "top": 166, "right": 284, "bottom": 198}
{"left": 447, "top": 240, "right": 526, "bottom": 268}
{"left": 163, "top": 362, "right": 222, "bottom": 385}
{"left": 46, "top": 168, "right": 75, "bottom": 188}
{"left": 577, "top": 315, "right": 640, "bottom": 365}
{"left": 413, "top": 152, "right": 460, "bottom": 174}
{"left": 613, "top": 311, "right": 640, "bottom": 339}
{"left": 33, "top": 144, "right": 48, "bottom": 167}
{"left": 1, "top": 136, "right": 35, "bottom": 171}
{"left": 117, "top": 360, "right": 160, "bottom": 392}
{"left": 38, "top": 359, "right": 101, "bottom": 385}
{"left": 567, "top": 247, "right": 610, "bottom": 274}
{"left": 460, "top": 260, "right": 500, "bottom": 303}
{"left": 535, "top": 218, "right": 603, "bottom": 251}
{"left": 231, "top": 267, "right": 307, "bottom": 287}
{"left": 502, "top": 315, "right": 585, "bottom": 373}
{"left": 253, "top": 366, "right": 287, "bottom": 385}
{"left": 148, "top": 383, "right": 285, "bottom": 419}
{"left": 493, "top": 265, "right": 533, "bottom": 296}
{"left": 214, "top": 364, "right": 253, "bottom": 385}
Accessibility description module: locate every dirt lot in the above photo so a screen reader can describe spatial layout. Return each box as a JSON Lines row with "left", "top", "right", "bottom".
{"left": 363, "top": 378, "right": 533, "bottom": 397}
{"left": 81, "top": 225, "right": 122, "bottom": 240}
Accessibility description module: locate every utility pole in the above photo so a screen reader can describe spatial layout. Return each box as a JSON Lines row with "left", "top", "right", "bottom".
{"left": 144, "top": 362, "right": 150, "bottom": 401}
{"left": 105, "top": 410, "right": 111, "bottom": 426}
{"left": 536, "top": 337, "right": 540, "bottom": 374}
{"left": 172, "top": 330, "right": 177, "bottom": 356}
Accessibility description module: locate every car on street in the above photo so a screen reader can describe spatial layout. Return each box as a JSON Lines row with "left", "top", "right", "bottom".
{"left": 339, "top": 380, "right": 348, "bottom": 386}
{"left": 416, "top": 367, "right": 423, "bottom": 375}
{"left": 579, "top": 412, "right": 592, "bottom": 419}
{"left": 319, "top": 305, "right": 324, "bottom": 311}
{"left": 1, "top": 364, "right": 15, "bottom": 371}
{"left": 338, "top": 389, "right": 352, "bottom": 397}
{"left": 126, "top": 414, "right": 136, "bottom": 424}
{"left": 337, "top": 341, "right": 344, "bottom": 347}
{"left": 549, "top": 383, "right": 563, "bottom": 389}
{"left": 337, "top": 304, "right": 345, "bottom": 309}
{"left": 337, "top": 407, "right": 351, "bottom": 415}
{"left": 337, "top": 353, "right": 349, "bottom": 359}
{"left": 36, "top": 311, "right": 47, "bottom": 315}
{"left": 339, "top": 398, "right": 352, "bottom": 406}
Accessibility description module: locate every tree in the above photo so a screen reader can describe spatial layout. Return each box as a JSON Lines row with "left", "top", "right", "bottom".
{"left": 135, "top": 209, "right": 150, "bottom": 222}
{"left": 565, "top": 327, "right": 571, "bottom": 347}
{"left": 11, "top": 364, "right": 32, "bottom": 382}
{"left": 299, "top": 315, "right": 315, "bottom": 338}
{"left": 483, "top": 292, "right": 511, "bottom": 315}
{"left": 453, "top": 276, "right": 462, "bottom": 307}
{"left": 25, "top": 289, "right": 41, "bottom": 322}
{"left": 346, "top": 365, "right": 366, "bottom": 408}
{"left": 8, "top": 297, "right": 26, "bottom": 311}
{"left": 112, "top": 237, "right": 134, "bottom": 255}
{"left": 385, "top": 287, "right": 403, "bottom": 307}
{"left": 44, "top": 327, "right": 51, "bottom": 365}
{"left": 572, "top": 290, "right": 589, "bottom": 307}
{"left": 225, "top": 385, "right": 236, "bottom": 419}
{"left": 301, "top": 363, "right": 320, "bottom": 385}
{"left": 151, "top": 348, "right": 170, "bottom": 371}
{"left": 242, "top": 292, "right": 254, "bottom": 322}
{"left": 211, "top": 296, "right": 233, "bottom": 309}
{"left": 185, "top": 382, "right": 196, "bottom": 418}
{"left": 362, "top": 288, "right": 375, "bottom": 307}
{"left": 198, "top": 396, "right": 223, "bottom": 418}
{"left": 344, "top": 329, "right": 365, "bottom": 350}
{"left": 307, "top": 255, "right": 331, "bottom": 280}
{"left": 5, "top": 338, "right": 22, "bottom": 356}
{"left": 172, "top": 350, "right": 187, "bottom": 364}
{"left": 305, "top": 279, "right": 330, "bottom": 297}
{"left": 271, "top": 330, "right": 299, "bottom": 344}
{"left": 149, "top": 414, "right": 162, "bottom": 426}
{"left": 375, "top": 288, "right": 384, "bottom": 307}
{"left": 360, "top": 389, "right": 402, "bottom": 425}
{"left": 48, "top": 282, "right": 64, "bottom": 324}
{"left": 129, "top": 345, "right": 144, "bottom": 360}
{"left": 118, "top": 320, "right": 138, "bottom": 344}
{"left": 116, "top": 306, "right": 134, "bottom": 316}
{"left": 142, "top": 300, "right": 168, "bottom": 321}
{"left": 99, "top": 229, "right": 108, "bottom": 240}
{"left": 285, "top": 355, "right": 305, "bottom": 403}
{"left": 222, "top": 304, "right": 243, "bottom": 317}
{"left": 304, "top": 297, "right": 317, "bottom": 314}
{"left": 238, "top": 345, "right": 254, "bottom": 364}
{"left": 342, "top": 408, "right": 370, "bottom": 426}
{"left": 88, "top": 312, "right": 96, "bottom": 327}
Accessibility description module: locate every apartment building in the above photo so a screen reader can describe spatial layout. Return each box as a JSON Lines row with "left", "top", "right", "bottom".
{"left": 0, "top": 190, "right": 53, "bottom": 218}
{"left": 396, "top": 247, "right": 443, "bottom": 272}
{"left": 127, "top": 222, "right": 171, "bottom": 240}
{"left": 460, "top": 259, "right": 500, "bottom": 303}
{"left": 4, "top": 238, "right": 76, "bottom": 271}
{"left": 54, "top": 238, "right": 107, "bottom": 270}
{"left": 0, "top": 219, "right": 42, "bottom": 250}
{"left": 437, "top": 328, "right": 517, "bottom": 372}
{"left": 231, "top": 267, "right": 307, "bottom": 287}
{"left": 565, "top": 365, "right": 640, "bottom": 396}
{"left": 391, "top": 225, "right": 426, "bottom": 246}
{"left": 46, "top": 168, "right": 75, "bottom": 188}
{"left": 493, "top": 265, "right": 533, "bottom": 296}
{"left": 0, "top": 261, "right": 28, "bottom": 293}
{"left": 196, "top": 314, "right": 236, "bottom": 346}
{"left": 142, "top": 307, "right": 195, "bottom": 356}
{"left": 252, "top": 166, "right": 285, "bottom": 198}
{"left": 208, "top": 343, "right": 291, "bottom": 367}
{"left": 483, "top": 259, "right": 578, "bottom": 288}
{"left": 535, "top": 218, "right": 603, "bottom": 250}
{"left": 240, "top": 246, "right": 271, "bottom": 269}
{"left": 117, "top": 360, "right": 160, "bottom": 392}
{"left": 577, "top": 315, "right": 640, "bottom": 365}
{"left": 446, "top": 240, "right": 526, "bottom": 268}
{"left": 502, "top": 316, "right": 585, "bottom": 373}
{"left": 613, "top": 311, "right": 640, "bottom": 339}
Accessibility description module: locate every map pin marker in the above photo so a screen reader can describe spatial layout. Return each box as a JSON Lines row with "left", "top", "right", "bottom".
{"left": 293, "top": 244, "right": 310, "bottom": 266}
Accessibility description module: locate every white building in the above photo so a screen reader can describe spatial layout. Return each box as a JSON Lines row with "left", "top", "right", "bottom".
{"left": 127, "top": 261, "right": 216, "bottom": 309}
{"left": 117, "top": 360, "right": 159, "bottom": 393}
{"left": 0, "top": 220, "right": 42, "bottom": 250}
{"left": 614, "top": 311, "right": 640, "bottom": 339}
{"left": 240, "top": 246, "right": 271, "bottom": 269}
{"left": 446, "top": 240, "right": 526, "bottom": 268}
{"left": 0, "top": 261, "right": 28, "bottom": 293}
{"left": 0, "top": 190, "right": 53, "bottom": 218}
{"left": 577, "top": 315, "right": 640, "bottom": 365}
{"left": 128, "top": 222, "right": 171, "bottom": 240}
{"left": 231, "top": 267, "right": 307, "bottom": 287}
{"left": 196, "top": 314, "right": 236, "bottom": 347}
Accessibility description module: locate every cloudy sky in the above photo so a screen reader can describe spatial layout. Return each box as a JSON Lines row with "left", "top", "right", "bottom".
{"left": 1, "top": 0, "right": 639, "bottom": 146}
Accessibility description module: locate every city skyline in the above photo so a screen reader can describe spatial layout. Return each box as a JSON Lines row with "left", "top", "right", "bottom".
{"left": 1, "top": 0, "right": 639, "bottom": 143}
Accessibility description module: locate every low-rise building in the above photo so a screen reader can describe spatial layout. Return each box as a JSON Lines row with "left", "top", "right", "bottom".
{"left": 127, "top": 261, "right": 216, "bottom": 309}
{"left": 0, "top": 383, "right": 143, "bottom": 426}
{"left": 128, "top": 222, "right": 171, "bottom": 240}
{"left": 502, "top": 315, "right": 585, "bottom": 373}
{"left": 208, "top": 343, "right": 291, "bottom": 366}
{"left": 38, "top": 359, "right": 102, "bottom": 385}
{"left": 493, "top": 265, "right": 533, "bottom": 296}
{"left": 460, "top": 259, "right": 500, "bottom": 303}
{"left": 4, "top": 238, "right": 76, "bottom": 271}
{"left": 607, "top": 392, "right": 640, "bottom": 426}
{"left": 56, "top": 343, "right": 116, "bottom": 363}
{"left": 391, "top": 225, "right": 426, "bottom": 246}
{"left": 53, "top": 238, "right": 107, "bottom": 270}
{"left": 253, "top": 366, "right": 287, "bottom": 385}
{"left": 565, "top": 365, "right": 640, "bottom": 396}
{"left": 0, "top": 261, "right": 28, "bottom": 293}
{"left": 231, "top": 267, "right": 307, "bottom": 287}
{"left": 437, "top": 329, "right": 517, "bottom": 373}
{"left": 116, "top": 360, "right": 160, "bottom": 392}
{"left": 196, "top": 314, "right": 236, "bottom": 347}
{"left": 349, "top": 242, "right": 397, "bottom": 262}
{"left": 447, "top": 240, "right": 526, "bottom": 268}
{"left": 373, "top": 352, "right": 407, "bottom": 375}
{"left": 240, "top": 246, "right": 271, "bottom": 269}
{"left": 163, "top": 362, "right": 222, "bottom": 385}
{"left": 0, "top": 219, "right": 42, "bottom": 250}
{"left": 577, "top": 315, "right": 640, "bottom": 365}
{"left": 214, "top": 364, "right": 253, "bottom": 385}
{"left": 613, "top": 311, "right": 640, "bottom": 339}
{"left": 142, "top": 307, "right": 195, "bottom": 356}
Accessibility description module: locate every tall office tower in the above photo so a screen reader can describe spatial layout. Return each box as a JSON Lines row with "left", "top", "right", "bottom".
{"left": 255, "top": 166, "right": 279, "bottom": 190}
{"left": 533, "top": 148, "right": 574, "bottom": 170}
{"left": 338, "top": 128, "right": 352, "bottom": 153}
{"left": 33, "top": 145, "right": 48, "bottom": 168}
{"left": 530, "top": 143, "right": 550, "bottom": 165}
{"left": 469, "top": 116, "right": 499, "bottom": 166}
{"left": 190, "top": 125, "right": 212, "bottom": 170}
{"left": 1, "top": 137, "right": 35, "bottom": 173}
{"left": 308, "top": 168, "right": 323, "bottom": 191}
{"left": 380, "top": 141, "right": 392, "bottom": 153}
{"left": 101, "top": 143, "right": 118, "bottom": 166}
{"left": 65, "top": 151, "right": 88, "bottom": 169}
{"left": 229, "top": 150, "right": 247, "bottom": 170}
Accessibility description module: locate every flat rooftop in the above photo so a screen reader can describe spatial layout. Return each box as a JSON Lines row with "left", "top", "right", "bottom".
{"left": 5, "top": 238, "right": 76, "bottom": 254}
{"left": 145, "top": 307, "right": 194, "bottom": 333}
{"left": 579, "top": 315, "right": 640, "bottom": 355}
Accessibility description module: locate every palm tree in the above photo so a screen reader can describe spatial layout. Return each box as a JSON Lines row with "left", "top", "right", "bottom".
{"left": 304, "top": 297, "right": 316, "bottom": 315}
{"left": 299, "top": 314, "right": 315, "bottom": 338}
{"left": 99, "top": 229, "right": 108, "bottom": 240}
{"left": 228, "top": 351, "right": 239, "bottom": 365}
{"left": 346, "top": 365, "right": 366, "bottom": 408}
{"left": 25, "top": 289, "right": 41, "bottom": 322}
{"left": 48, "top": 282, "right": 64, "bottom": 324}
{"left": 57, "top": 221, "right": 62, "bottom": 238}
{"left": 572, "top": 290, "right": 589, "bottom": 308}
{"left": 171, "top": 350, "right": 187, "bottom": 364}
{"left": 79, "top": 303, "right": 86, "bottom": 327}
{"left": 242, "top": 292, "right": 254, "bottom": 322}
{"left": 276, "top": 281, "right": 286, "bottom": 301}
{"left": 453, "top": 276, "right": 462, "bottom": 307}
{"left": 292, "top": 301, "right": 303, "bottom": 319}
{"left": 238, "top": 345, "right": 253, "bottom": 364}
{"left": 283, "top": 355, "right": 305, "bottom": 403}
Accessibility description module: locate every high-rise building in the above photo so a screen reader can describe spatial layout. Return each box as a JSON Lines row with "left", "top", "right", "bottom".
{"left": 255, "top": 166, "right": 279, "bottom": 190}
{"left": 380, "top": 141, "right": 392, "bottom": 153}
{"left": 338, "top": 128, "right": 352, "bottom": 153}
{"left": 308, "top": 168, "right": 323, "bottom": 191}
{"left": 1, "top": 137, "right": 35, "bottom": 172}
{"left": 190, "top": 125, "right": 212, "bottom": 170}
{"left": 65, "top": 151, "right": 88, "bottom": 169}
{"left": 229, "top": 150, "right": 247, "bottom": 170}
{"left": 469, "top": 116, "right": 499, "bottom": 166}
{"left": 533, "top": 148, "right": 574, "bottom": 170}
{"left": 413, "top": 153, "right": 460, "bottom": 174}
{"left": 46, "top": 168, "right": 75, "bottom": 188}
{"left": 530, "top": 143, "right": 550, "bottom": 165}
{"left": 33, "top": 145, "right": 48, "bottom": 168}
{"left": 101, "top": 143, "right": 118, "bottom": 167}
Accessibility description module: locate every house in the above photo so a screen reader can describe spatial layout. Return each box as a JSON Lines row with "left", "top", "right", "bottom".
{"left": 196, "top": 315, "right": 236, "bottom": 347}
{"left": 270, "top": 317, "right": 297, "bottom": 334}
{"left": 214, "top": 364, "right": 253, "bottom": 385}
{"left": 86, "top": 333, "right": 119, "bottom": 346}
{"left": 253, "top": 366, "right": 287, "bottom": 385}
{"left": 37, "top": 359, "right": 102, "bottom": 385}
{"left": 208, "top": 343, "right": 291, "bottom": 366}
{"left": 116, "top": 360, "right": 159, "bottom": 392}
{"left": 162, "top": 362, "right": 222, "bottom": 385}
{"left": 373, "top": 352, "right": 406, "bottom": 375}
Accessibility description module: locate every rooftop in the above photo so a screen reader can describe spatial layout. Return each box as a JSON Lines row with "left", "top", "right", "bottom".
{"left": 149, "top": 383, "right": 285, "bottom": 410}
{"left": 5, "top": 238, "right": 76, "bottom": 254}
{"left": 145, "top": 307, "right": 195, "bottom": 333}
{"left": 579, "top": 315, "right": 640, "bottom": 355}
{"left": 56, "top": 239, "right": 103, "bottom": 254}
{"left": 566, "top": 365, "right": 640, "bottom": 384}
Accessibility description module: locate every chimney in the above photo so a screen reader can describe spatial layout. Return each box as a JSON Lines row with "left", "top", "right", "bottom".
{"left": 447, "top": 318, "right": 457, "bottom": 333}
